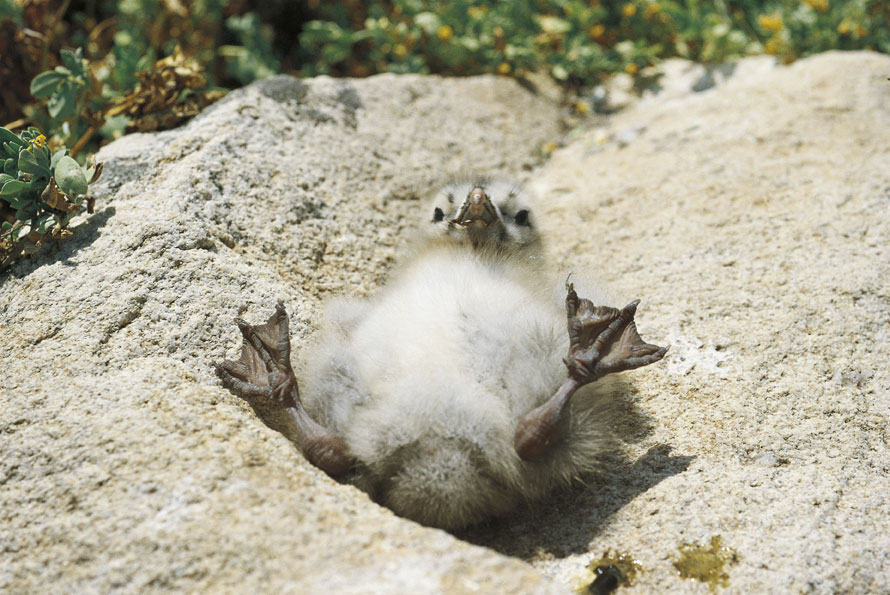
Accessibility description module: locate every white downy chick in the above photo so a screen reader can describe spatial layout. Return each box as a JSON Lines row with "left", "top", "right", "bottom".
{"left": 217, "top": 178, "right": 667, "bottom": 530}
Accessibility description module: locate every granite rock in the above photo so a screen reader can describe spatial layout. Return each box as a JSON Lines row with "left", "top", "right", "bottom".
{"left": 0, "top": 73, "right": 563, "bottom": 594}
{"left": 468, "top": 51, "right": 890, "bottom": 594}
{"left": 3, "top": 50, "right": 889, "bottom": 594}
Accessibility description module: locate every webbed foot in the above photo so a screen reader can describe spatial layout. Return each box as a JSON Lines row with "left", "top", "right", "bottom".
{"left": 514, "top": 281, "right": 668, "bottom": 460}
{"left": 563, "top": 282, "right": 668, "bottom": 383}
{"left": 216, "top": 303, "right": 354, "bottom": 476}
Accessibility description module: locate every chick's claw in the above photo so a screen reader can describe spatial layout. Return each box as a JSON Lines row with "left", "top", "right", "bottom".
{"left": 514, "top": 283, "right": 668, "bottom": 461}
{"left": 216, "top": 303, "right": 355, "bottom": 477}
{"left": 216, "top": 302, "right": 299, "bottom": 407}
{"left": 215, "top": 360, "right": 274, "bottom": 400}
{"left": 563, "top": 283, "right": 668, "bottom": 385}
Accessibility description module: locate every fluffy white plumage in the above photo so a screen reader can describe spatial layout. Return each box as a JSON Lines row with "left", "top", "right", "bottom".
{"left": 295, "top": 179, "right": 628, "bottom": 529}
{"left": 218, "top": 178, "right": 666, "bottom": 530}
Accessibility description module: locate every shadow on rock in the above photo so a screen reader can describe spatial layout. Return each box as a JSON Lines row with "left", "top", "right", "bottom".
{"left": 220, "top": 369, "right": 686, "bottom": 558}
{"left": 1, "top": 206, "right": 116, "bottom": 282}
{"left": 458, "top": 444, "right": 695, "bottom": 559}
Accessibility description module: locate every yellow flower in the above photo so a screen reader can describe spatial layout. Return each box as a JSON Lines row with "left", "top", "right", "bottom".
{"left": 467, "top": 6, "right": 487, "bottom": 18}
{"left": 574, "top": 100, "right": 590, "bottom": 115}
{"left": 625, "top": 62, "right": 639, "bottom": 75}
{"left": 856, "top": 25, "right": 867, "bottom": 38}
{"left": 837, "top": 20, "right": 851, "bottom": 35}
{"left": 764, "top": 39, "right": 779, "bottom": 55}
{"left": 30, "top": 134, "right": 47, "bottom": 148}
{"left": 493, "top": 25, "right": 506, "bottom": 51}
{"left": 542, "top": 141, "right": 558, "bottom": 155}
{"left": 437, "top": 25, "right": 453, "bottom": 42}
{"left": 497, "top": 62, "right": 511, "bottom": 75}
{"left": 394, "top": 44, "right": 407, "bottom": 58}
{"left": 589, "top": 24, "right": 606, "bottom": 39}
{"left": 644, "top": 2, "right": 661, "bottom": 19}
{"left": 621, "top": 3, "right": 637, "bottom": 18}
{"left": 803, "top": 0, "right": 829, "bottom": 13}
{"left": 758, "top": 14, "right": 783, "bottom": 32}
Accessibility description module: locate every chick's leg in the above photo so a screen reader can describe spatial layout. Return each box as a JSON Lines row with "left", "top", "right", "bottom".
{"left": 216, "top": 302, "right": 353, "bottom": 476}
{"left": 514, "top": 282, "right": 668, "bottom": 460}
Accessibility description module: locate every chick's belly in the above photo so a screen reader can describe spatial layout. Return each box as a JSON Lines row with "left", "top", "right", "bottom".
{"left": 349, "top": 272, "right": 565, "bottom": 410}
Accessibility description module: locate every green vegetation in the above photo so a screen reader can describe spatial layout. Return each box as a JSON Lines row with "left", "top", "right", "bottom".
{"left": 0, "top": 0, "right": 886, "bottom": 266}
{"left": 3, "top": 0, "right": 887, "bottom": 149}
{"left": 0, "top": 126, "right": 101, "bottom": 267}
{"left": 300, "top": 1, "right": 890, "bottom": 84}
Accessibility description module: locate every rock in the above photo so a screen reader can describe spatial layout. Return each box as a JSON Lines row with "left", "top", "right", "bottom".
{"left": 592, "top": 55, "right": 778, "bottom": 113}
{"left": 615, "top": 123, "right": 646, "bottom": 148}
{"left": 466, "top": 51, "right": 890, "bottom": 593}
{"left": 0, "top": 73, "right": 563, "bottom": 594}
{"left": 591, "top": 72, "right": 637, "bottom": 113}
{"left": 641, "top": 55, "right": 778, "bottom": 100}
{"left": 4, "top": 50, "right": 890, "bottom": 594}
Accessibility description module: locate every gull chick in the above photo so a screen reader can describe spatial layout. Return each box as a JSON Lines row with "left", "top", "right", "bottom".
{"left": 217, "top": 179, "right": 668, "bottom": 530}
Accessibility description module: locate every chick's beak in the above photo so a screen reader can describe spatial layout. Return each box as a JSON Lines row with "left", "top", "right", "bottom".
{"left": 455, "top": 187, "right": 498, "bottom": 227}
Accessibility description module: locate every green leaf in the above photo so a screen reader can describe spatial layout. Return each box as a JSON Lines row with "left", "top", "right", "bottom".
{"left": 0, "top": 127, "right": 25, "bottom": 148}
{"left": 2, "top": 221, "right": 22, "bottom": 241}
{"left": 30, "top": 71, "right": 65, "bottom": 98}
{"left": 60, "top": 48, "right": 85, "bottom": 78}
{"left": 0, "top": 0, "right": 20, "bottom": 24}
{"left": 47, "top": 82, "right": 77, "bottom": 120}
{"left": 54, "top": 156, "right": 88, "bottom": 196}
{"left": 20, "top": 126, "right": 43, "bottom": 142}
{"left": 2, "top": 158, "right": 13, "bottom": 175}
{"left": 135, "top": 53, "right": 154, "bottom": 74}
{"left": 7, "top": 194, "right": 25, "bottom": 208}
{"left": 36, "top": 143, "right": 50, "bottom": 164}
{"left": 36, "top": 213, "right": 55, "bottom": 233}
{"left": 0, "top": 179, "right": 28, "bottom": 195}
{"left": 16, "top": 149, "right": 50, "bottom": 179}
{"left": 1, "top": 145, "right": 17, "bottom": 161}
{"left": 50, "top": 149, "right": 68, "bottom": 171}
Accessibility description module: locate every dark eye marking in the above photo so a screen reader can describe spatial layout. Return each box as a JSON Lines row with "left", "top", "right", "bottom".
{"left": 514, "top": 209, "right": 530, "bottom": 226}
{"left": 433, "top": 207, "right": 445, "bottom": 222}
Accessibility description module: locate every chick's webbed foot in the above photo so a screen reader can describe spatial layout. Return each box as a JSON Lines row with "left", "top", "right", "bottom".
{"left": 216, "top": 302, "right": 353, "bottom": 476}
{"left": 514, "top": 281, "right": 668, "bottom": 460}
{"left": 562, "top": 282, "right": 668, "bottom": 383}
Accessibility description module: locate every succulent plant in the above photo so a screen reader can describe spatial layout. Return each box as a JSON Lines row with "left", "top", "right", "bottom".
{"left": 0, "top": 126, "right": 101, "bottom": 269}
{"left": 29, "top": 47, "right": 90, "bottom": 121}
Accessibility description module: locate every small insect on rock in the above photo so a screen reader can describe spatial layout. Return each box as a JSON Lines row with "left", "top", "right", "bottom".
{"left": 217, "top": 179, "right": 668, "bottom": 530}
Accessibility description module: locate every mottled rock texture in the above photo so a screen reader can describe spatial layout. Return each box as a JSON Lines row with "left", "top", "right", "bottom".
{"left": 0, "top": 74, "right": 562, "bottom": 594}
{"left": 467, "top": 51, "right": 890, "bottom": 594}
{"left": 2, "top": 51, "right": 889, "bottom": 594}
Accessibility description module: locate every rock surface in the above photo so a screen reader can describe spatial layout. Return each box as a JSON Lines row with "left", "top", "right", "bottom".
{"left": 466, "top": 50, "right": 890, "bottom": 593}
{"left": 0, "top": 74, "right": 563, "bottom": 594}
{"left": 2, "top": 50, "right": 890, "bottom": 594}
